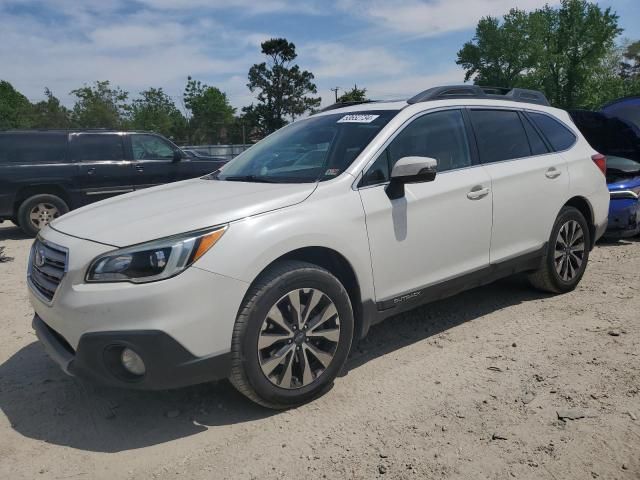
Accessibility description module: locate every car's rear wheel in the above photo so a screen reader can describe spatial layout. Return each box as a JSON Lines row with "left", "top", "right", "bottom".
{"left": 229, "top": 260, "right": 354, "bottom": 409}
{"left": 17, "top": 194, "right": 69, "bottom": 237}
{"left": 528, "top": 206, "right": 590, "bottom": 293}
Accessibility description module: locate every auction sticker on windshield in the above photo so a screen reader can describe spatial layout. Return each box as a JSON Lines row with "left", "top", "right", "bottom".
{"left": 337, "top": 114, "right": 380, "bottom": 123}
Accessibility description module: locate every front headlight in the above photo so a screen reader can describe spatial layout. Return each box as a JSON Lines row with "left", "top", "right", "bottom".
{"left": 86, "top": 226, "right": 227, "bottom": 283}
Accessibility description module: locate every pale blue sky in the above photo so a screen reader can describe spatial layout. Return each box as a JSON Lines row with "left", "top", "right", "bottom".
{"left": 1, "top": 0, "right": 638, "bottom": 111}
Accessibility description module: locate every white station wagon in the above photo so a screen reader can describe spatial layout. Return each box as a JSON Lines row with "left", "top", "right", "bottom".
{"left": 29, "top": 85, "right": 609, "bottom": 408}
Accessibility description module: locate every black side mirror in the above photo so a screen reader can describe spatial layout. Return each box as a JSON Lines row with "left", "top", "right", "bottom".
{"left": 173, "top": 150, "right": 183, "bottom": 162}
{"left": 386, "top": 156, "right": 437, "bottom": 200}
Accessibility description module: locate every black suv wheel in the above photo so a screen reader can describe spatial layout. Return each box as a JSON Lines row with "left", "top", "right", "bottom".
{"left": 17, "top": 194, "right": 69, "bottom": 237}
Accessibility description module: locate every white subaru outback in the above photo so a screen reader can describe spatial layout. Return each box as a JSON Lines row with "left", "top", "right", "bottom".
{"left": 29, "top": 86, "right": 609, "bottom": 408}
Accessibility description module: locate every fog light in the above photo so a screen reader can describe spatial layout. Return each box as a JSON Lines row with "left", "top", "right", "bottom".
{"left": 121, "top": 348, "right": 146, "bottom": 376}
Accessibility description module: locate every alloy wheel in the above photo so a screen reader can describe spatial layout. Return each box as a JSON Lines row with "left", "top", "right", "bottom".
{"left": 554, "top": 220, "right": 585, "bottom": 281}
{"left": 29, "top": 203, "right": 60, "bottom": 230}
{"left": 257, "top": 288, "right": 341, "bottom": 389}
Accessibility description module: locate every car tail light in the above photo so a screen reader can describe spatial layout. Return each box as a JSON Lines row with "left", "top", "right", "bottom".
{"left": 592, "top": 153, "right": 606, "bottom": 176}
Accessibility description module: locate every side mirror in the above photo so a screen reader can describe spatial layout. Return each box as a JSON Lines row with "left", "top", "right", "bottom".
{"left": 173, "top": 150, "right": 183, "bottom": 163}
{"left": 386, "top": 156, "right": 437, "bottom": 199}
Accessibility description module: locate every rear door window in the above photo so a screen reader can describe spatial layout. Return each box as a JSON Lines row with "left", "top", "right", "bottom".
{"left": 0, "top": 133, "right": 67, "bottom": 164}
{"left": 469, "top": 110, "right": 531, "bottom": 163}
{"left": 72, "top": 134, "right": 124, "bottom": 161}
{"left": 527, "top": 112, "right": 576, "bottom": 151}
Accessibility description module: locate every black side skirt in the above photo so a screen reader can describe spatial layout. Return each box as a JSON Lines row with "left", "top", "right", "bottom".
{"left": 370, "top": 244, "right": 546, "bottom": 324}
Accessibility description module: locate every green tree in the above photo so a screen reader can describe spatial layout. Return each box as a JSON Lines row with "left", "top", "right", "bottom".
{"left": 457, "top": 0, "right": 622, "bottom": 108}
{"left": 456, "top": 9, "right": 534, "bottom": 87}
{"left": 247, "top": 38, "right": 321, "bottom": 135}
{"left": 29, "top": 88, "right": 71, "bottom": 128}
{"left": 70, "top": 80, "right": 129, "bottom": 128}
{"left": 130, "top": 87, "right": 186, "bottom": 141}
{"left": 0, "top": 80, "right": 32, "bottom": 129}
{"left": 183, "top": 76, "right": 235, "bottom": 144}
{"left": 337, "top": 84, "right": 368, "bottom": 103}
{"left": 620, "top": 40, "right": 640, "bottom": 79}
{"left": 529, "top": 1, "right": 620, "bottom": 108}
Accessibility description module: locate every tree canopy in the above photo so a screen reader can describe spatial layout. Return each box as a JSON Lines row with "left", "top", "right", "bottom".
{"left": 129, "top": 87, "right": 186, "bottom": 140}
{"left": 70, "top": 81, "right": 129, "bottom": 129}
{"left": 337, "top": 85, "right": 368, "bottom": 103}
{"left": 456, "top": 0, "right": 634, "bottom": 109}
{"left": 247, "top": 38, "right": 321, "bottom": 135}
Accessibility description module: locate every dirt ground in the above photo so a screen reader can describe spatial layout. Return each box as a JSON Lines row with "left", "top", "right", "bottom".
{"left": 0, "top": 223, "right": 638, "bottom": 480}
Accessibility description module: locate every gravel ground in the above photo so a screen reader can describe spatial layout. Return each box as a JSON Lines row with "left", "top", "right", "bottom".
{"left": 0, "top": 223, "right": 638, "bottom": 480}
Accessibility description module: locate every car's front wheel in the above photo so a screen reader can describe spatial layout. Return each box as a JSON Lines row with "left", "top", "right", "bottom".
{"left": 528, "top": 206, "right": 591, "bottom": 293}
{"left": 229, "top": 260, "right": 354, "bottom": 409}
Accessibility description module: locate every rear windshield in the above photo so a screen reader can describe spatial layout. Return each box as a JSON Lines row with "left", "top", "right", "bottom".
{"left": 0, "top": 133, "right": 67, "bottom": 164}
{"left": 215, "top": 110, "right": 399, "bottom": 183}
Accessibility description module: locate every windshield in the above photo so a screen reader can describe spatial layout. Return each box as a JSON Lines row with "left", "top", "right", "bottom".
{"left": 213, "top": 110, "right": 398, "bottom": 183}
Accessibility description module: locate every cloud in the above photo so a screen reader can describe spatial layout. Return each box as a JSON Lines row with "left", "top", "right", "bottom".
{"left": 341, "top": 0, "right": 560, "bottom": 37}
{"left": 303, "top": 43, "right": 408, "bottom": 79}
{"left": 364, "top": 69, "right": 466, "bottom": 100}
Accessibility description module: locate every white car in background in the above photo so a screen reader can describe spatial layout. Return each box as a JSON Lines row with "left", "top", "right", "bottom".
{"left": 28, "top": 85, "right": 609, "bottom": 408}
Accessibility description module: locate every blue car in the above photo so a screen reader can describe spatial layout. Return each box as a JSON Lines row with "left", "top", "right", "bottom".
{"left": 605, "top": 156, "right": 640, "bottom": 238}
{"left": 570, "top": 105, "right": 640, "bottom": 239}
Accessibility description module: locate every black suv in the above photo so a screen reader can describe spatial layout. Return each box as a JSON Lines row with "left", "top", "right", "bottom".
{"left": 0, "top": 130, "right": 227, "bottom": 236}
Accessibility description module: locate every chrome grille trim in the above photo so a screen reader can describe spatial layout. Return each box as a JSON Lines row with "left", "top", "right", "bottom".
{"left": 27, "top": 238, "right": 69, "bottom": 304}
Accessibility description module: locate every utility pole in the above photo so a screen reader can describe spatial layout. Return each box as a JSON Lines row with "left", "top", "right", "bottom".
{"left": 330, "top": 87, "right": 340, "bottom": 103}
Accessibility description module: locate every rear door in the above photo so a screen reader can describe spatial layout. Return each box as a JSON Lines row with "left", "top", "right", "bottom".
{"left": 70, "top": 132, "right": 134, "bottom": 205}
{"left": 468, "top": 109, "right": 570, "bottom": 263}
{"left": 358, "top": 108, "right": 493, "bottom": 302}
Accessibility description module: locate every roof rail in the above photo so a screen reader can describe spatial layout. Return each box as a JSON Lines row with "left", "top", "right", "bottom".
{"left": 318, "top": 100, "right": 376, "bottom": 113}
{"left": 407, "top": 85, "right": 550, "bottom": 106}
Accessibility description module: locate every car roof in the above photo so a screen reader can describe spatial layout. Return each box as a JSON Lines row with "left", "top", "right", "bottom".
{"left": 0, "top": 129, "right": 159, "bottom": 135}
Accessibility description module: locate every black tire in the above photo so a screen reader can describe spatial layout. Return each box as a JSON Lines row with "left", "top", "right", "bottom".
{"left": 528, "top": 206, "right": 591, "bottom": 293}
{"left": 17, "top": 194, "right": 69, "bottom": 237}
{"left": 229, "top": 260, "right": 354, "bottom": 409}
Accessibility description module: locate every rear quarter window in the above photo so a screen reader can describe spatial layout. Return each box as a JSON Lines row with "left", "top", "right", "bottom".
{"left": 527, "top": 112, "right": 576, "bottom": 151}
{"left": 0, "top": 133, "right": 67, "bottom": 164}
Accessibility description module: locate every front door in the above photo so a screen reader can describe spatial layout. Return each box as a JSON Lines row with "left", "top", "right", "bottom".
{"left": 129, "top": 133, "right": 182, "bottom": 189}
{"left": 358, "top": 109, "right": 493, "bottom": 304}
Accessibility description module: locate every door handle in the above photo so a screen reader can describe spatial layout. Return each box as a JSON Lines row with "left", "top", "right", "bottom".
{"left": 87, "top": 167, "right": 96, "bottom": 176}
{"left": 467, "top": 186, "right": 490, "bottom": 200}
{"left": 545, "top": 167, "right": 562, "bottom": 179}
{"left": 135, "top": 165, "right": 144, "bottom": 172}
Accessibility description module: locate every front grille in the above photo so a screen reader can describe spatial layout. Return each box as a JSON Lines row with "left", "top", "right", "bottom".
{"left": 28, "top": 238, "right": 68, "bottom": 302}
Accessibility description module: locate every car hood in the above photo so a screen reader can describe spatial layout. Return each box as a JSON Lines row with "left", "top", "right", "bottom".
{"left": 51, "top": 178, "right": 316, "bottom": 246}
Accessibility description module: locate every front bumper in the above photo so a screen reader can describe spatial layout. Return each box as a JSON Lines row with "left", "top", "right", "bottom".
{"left": 28, "top": 226, "right": 250, "bottom": 389}
{"left": 33, "top": 314, "right": 231, "bottom": 389}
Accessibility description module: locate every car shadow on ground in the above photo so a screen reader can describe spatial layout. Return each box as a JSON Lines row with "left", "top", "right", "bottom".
{"left": 0, "top": 225, "right": 31, "bottom": 241}
{"left": 0, "top": 276, "right": 548, "bottom": 453}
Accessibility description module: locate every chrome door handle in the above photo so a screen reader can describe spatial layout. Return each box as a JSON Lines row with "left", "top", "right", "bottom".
{"left": 135, "top": 165, "right": 144, "bottom": 172}
{"left": 467, "top": 186, "right": 490, "bottom": 200}
{"left": 87, "top": 167, "right": 96, "bottom": 176}
{"left": 545, "top": 167, "right": 562, "bottom": 179}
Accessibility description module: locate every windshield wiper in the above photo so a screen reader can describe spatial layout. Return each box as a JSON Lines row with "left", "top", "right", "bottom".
{"left": 222, "top": 175, "right": 281, "bottom": 183}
